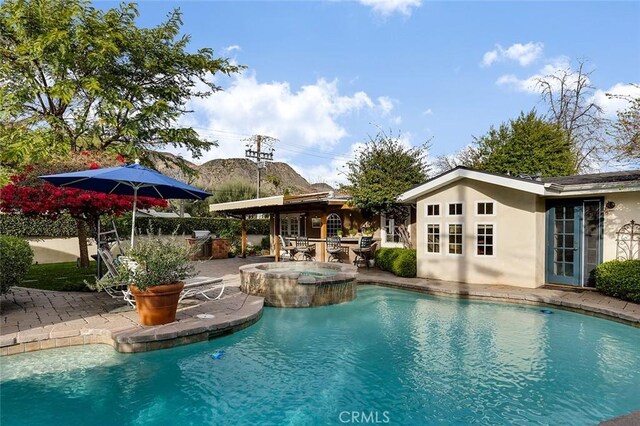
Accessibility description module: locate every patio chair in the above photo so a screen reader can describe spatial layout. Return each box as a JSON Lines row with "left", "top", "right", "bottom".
{"left": 178, "top": 276, "right": 225, "bottom": 303}
{"left": 326, "top": 236, "right": 343, "bottom": 262}
{"left": 294, "top": 236, "right": 315, "bottom": 261}
{"left": 351, "top": 237, "right": 376, "bottom": 268}
{"left": 89, "top": 247, "right": 135, "bottom": 306}
{"left": 279, "top": 235, "right": 296, "bottom": 261}
{"left": 90, "top": 247, "right": 225, "bottom": 306}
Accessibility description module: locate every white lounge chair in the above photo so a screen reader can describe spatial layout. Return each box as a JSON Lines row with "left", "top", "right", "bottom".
{"left": 89, "top": 247, "right": 225, "bottom": 306}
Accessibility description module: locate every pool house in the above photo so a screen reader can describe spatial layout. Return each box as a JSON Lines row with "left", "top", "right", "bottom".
{"left": 400, "top": 167, "right": 640, "bottom": 288}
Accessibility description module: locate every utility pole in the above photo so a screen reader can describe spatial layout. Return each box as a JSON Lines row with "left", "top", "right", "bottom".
{"left": 244, "top": 134, "right": 277, "bottom": 199}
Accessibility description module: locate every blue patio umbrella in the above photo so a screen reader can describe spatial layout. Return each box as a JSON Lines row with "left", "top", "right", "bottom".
{"left": 40, "top": 160, "right": 211, "bottom": 247}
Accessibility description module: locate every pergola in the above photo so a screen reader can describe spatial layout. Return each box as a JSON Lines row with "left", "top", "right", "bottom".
{"left": 209, "top": 192, "right": 358, "bottom": 261}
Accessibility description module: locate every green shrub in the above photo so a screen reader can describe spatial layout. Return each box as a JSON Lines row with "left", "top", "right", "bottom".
{"left": 595, "top": 260, "right": 640, "bottom": 303}
{"left": 260, "top": 236, "right": 271, "bottom": 250}
{"left": 112, "top": 216, "right": 270, "bottom": 237}
{"left": 374, "top": 247, "right": 416, "bottom": 278}
{"left": 375, "top": 248, "right": 401, "bottom": 271}
{"left": 0, "top": 235, "right": 34, "bottom": 294}
{"left": 392, "top": 249, "right": 417, "bottom": 278}
{"left": 0, "top": 214, "right": 270, "bottom": 238}
{"left": 0, "top": 215, "right": 77, "bottom": 237}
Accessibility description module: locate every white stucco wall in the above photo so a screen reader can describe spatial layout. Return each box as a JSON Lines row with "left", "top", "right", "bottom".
{"left": 602, "top": 191, "right": 640, "bottom": 261}
{"left": 415, "top": 179, "right": 545, "bottom": 288}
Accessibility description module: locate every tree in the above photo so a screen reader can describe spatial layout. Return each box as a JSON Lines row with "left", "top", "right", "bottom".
{"left": 535, "top": 60, "right": 605, "bottom": 172}
{"left": 433, "top": 144, "right": 482, "bottom": 174}
{"left": 471, "top": 111, "right": 575, "bottom": 177}
{"left": 607, "top": 85, "right": 640, "bottom": 165}
{"left": 0, "top": 0, "right": 242, "bottom": 178}
{"left": 0, "top": 153, "right": 167, "bottom": 267}
{"left": 342, "top": 131, "right": 430, "bottom": 248}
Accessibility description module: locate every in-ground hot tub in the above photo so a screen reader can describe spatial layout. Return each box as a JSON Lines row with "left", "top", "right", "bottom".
{"left": 239, "top": 262, "right": 358, "bottom": 307}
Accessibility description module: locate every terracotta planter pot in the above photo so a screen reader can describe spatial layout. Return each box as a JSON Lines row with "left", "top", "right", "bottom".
{"left": 129, "top": 282, "right": 185, "bottom": 326}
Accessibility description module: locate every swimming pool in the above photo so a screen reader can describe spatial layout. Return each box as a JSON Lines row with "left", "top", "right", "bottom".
{"left": 1, "top": 286, "right": 639, "bottom": 425}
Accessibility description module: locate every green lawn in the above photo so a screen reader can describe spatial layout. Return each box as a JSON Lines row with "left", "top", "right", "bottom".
{"left": 22, "top": 262, "right": 101, "bottom": 292}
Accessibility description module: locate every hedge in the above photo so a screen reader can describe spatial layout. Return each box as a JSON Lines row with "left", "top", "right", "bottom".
{"left": 0, "top": 214, "right": 270, "bottom": 238}
{"left": 374, "top": 248, "right": 417, "bottom": 278}
{"left": 595, "top": 260, "right": 640, "bottom": 303}
{"left": 0, "top": 215, "right": 77, "bottom": 237}
{"left": 0, "top": 236, "right": 33, "bottom": 294}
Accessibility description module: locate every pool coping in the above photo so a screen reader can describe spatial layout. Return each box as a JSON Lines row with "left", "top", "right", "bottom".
{"left": 1, "top": 290, "right": 264, "bottom": 356}
{"left": 2, "top": 268, "right": 638, "bottom": 357}
{"left": 357, "top": 271, "right": 640, "bottom": 327}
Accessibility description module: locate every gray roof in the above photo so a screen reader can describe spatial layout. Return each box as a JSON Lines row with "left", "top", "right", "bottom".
{"left": 542, "top": 170, "right": 640, "bottom": 185}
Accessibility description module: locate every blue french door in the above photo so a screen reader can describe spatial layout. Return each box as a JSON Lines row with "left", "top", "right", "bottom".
{"left": 546, "top": 199, "right": 602, "bottom": 287}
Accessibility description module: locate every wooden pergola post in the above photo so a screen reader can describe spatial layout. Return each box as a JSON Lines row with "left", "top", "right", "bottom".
{"left": 319, "top": 209, "right": 327, "bottom": 262}
{"left": 274, "top": 211, "right": 281, "bottom": 262}
{"left": 241, "top": 214, "right": 247, "bottom": 258}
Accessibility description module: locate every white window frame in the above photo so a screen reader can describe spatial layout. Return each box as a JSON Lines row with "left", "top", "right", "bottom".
{"left": 426, "top": 203, "right": 441, "bottom": 217}
{"left": 280, "top": 214, "right": 303, "bottom": 237}
{"left": 447, "top": 201, "right": 464, "bottom": 217}
{"left": 446, "top": 222, "right": 464, "bottom": 256}
{"left": 381, "top": 210, "right": 409, "bottom": 247}
{"left": 475, "top": 222, "right": 496, "bottom": 257}
{"left": 475, "top": 200, "right": 496, "bottom": 217}
{"left": 426, "top": 223, "right": 441, "bottom": 255}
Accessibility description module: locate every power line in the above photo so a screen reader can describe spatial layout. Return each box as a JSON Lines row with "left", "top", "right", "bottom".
{"left": 187, "top": 125, "right": 357, "bottom": 162}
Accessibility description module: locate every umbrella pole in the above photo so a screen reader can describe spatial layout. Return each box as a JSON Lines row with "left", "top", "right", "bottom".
{"left": 131, "top": 186, "right": 138, "bottom": 249}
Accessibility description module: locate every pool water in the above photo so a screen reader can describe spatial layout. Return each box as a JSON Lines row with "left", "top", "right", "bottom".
{"left": 1, "top": 286, "right": 639, "bottom": 425}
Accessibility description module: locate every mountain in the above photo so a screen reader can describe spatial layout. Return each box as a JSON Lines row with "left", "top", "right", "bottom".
{"left": 154, "top": 154, "right": 333, "bottom": 195}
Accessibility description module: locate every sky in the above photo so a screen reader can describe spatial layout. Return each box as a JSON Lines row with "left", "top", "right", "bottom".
{"left": 98, "top": 0, "right": 640, "bottom": 186}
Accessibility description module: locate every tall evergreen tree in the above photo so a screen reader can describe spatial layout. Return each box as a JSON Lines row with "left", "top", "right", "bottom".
{"left": 473, "top": 110, "right": 575, "bottom": 177}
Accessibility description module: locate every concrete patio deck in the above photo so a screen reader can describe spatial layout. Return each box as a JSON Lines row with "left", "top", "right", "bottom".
{"left": 2, "top": 257, "right": 639, "bottom": 357}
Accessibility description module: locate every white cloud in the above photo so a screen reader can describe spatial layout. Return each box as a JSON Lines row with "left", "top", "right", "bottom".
{"left": 358, "top": 0, "right": 422, "bottom": 16}
{"left": 591, "top": 83, "right": 640, "bottom": 117}
{"left": 292, "top": 142, "right": 367, "bottom": 187}
{"left": 223, "top": 45, "right": 241, "bottom": 53}
{"left": 422, "top": 108, "right": 433, "bottom": 115}
{"left": 377, "top": 96, "right": 395, "bottom": 114}
{"left": 178, "top": 72, "right": 393, "bottom": 164}
{"left": 482, "top": 42, "right": 544, "bottom": 67}
{"left": 496, "top": 56, "right": 574, "bottom": 94}
{"left": 482, "top": 50, "right": 499, "bottom": 67}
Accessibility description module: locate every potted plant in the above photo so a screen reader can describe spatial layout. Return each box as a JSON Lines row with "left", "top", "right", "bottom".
{"left": 108, "top": 237, "right": 196, "bottom": 326}
{"left": 336, "top": 230, "right": 343, "bottom": 237}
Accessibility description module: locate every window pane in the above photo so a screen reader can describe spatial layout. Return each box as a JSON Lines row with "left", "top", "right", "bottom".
{"left": 565, "top": 235, "right": 574, "bottom": 249}
{"left": 565, "top": 263, "right": 574, "bottom": 277}
{"left": 565, "top": 249, "right": 574, "bottom": 263}
{"left": 477, "top": 246, "right": 485, "bottom": 255}
{"left": 434, "top": 205, "right": 440, "bottom": 215}
{"left": 564, "top": 220, "right": 574, "bottom": 234}
{"left": 486, "top": 246, "right": 493, "bottom": 255}
{"left": 477, "top": 204, "right": 485, "bottom": 215}
{"left": 486, "top": 203, "right": 494, "bottom": 215}
{"left": 327, "top": 213, "right": 341, "bottom": 237}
